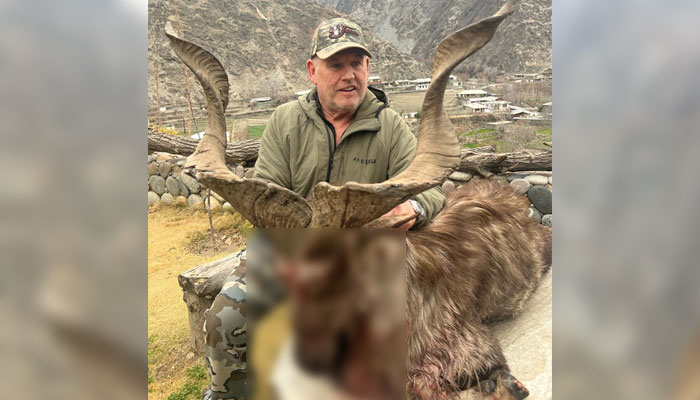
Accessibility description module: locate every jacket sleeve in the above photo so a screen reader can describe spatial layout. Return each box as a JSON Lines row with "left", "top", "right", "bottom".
{"left": 386, "top": 113, "right": 445, "bottom": 228}
{"left": 252, "top": 109, "right": 293, "bottom": 189}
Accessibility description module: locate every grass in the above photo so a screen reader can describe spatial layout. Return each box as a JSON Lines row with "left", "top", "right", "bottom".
{"left": 536, "top": 127, "right": 552, "bottom": 137}
{"left": 148, "top": 204, "right": 248, "bottom": 400}
{"left": 166, "top": 366, "right": 209, "bottom": 400}
{"left": 248, "top": 124, "right": 266, "bottom": 138}
{"left": 464, "top": 128, "right": 497, "bottom": 137}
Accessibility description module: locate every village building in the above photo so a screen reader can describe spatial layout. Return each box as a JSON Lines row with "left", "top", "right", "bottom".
{"left": 467, "top": 95, "right": 499, "bottom": 103}
{"left": 456, "top": 89, "right": 488, "bottom": 98}
{"left": 484, "top": 100, "right": 511, "bottom": 111}
{"left": 464, "top": 103, "right": 489, "bottom": 114}
{"left": 412, "top": 78, "right": 431, "bottom": 91}
{"left": 368, "top": 75, "right": 384, "bottom": 90}
{"left": 511, "top": 73, "right": 546, "bottom": 82}
{"left": 249, "top": 97, "right": 272, "bottom": 107}
{"left": 392, "top": 79, "right": 413, "bottom": 89}
{"left": 540, "top": 101, "right": 552, "bottom": 114}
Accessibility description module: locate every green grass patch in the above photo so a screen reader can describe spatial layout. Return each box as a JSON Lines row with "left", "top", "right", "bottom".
{"left": 464, "top": 128, "right": 496, "bottom": 136}
{"left": 248, "top": 125, "right": 266, "bottom": 138}
{"left": 167, "top": 365, "right": 209, "bottom": 400}
{"left": 536, "top": 127, "right": 552, "bottom": 137}
{"left": 462, "top": 142, "right": 480, "bottom": 148}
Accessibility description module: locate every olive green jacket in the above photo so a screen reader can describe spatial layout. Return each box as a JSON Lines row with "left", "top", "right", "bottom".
{"left": 253, "top": 87, "right": 444, "bottom": 227}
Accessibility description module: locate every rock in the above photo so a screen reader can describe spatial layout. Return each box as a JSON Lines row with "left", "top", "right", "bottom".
{"left": 490, "top": 175, "right": 508, "bottom": 185}
{"left": 155, "top": 153, "right": 173, "bottom": 162}
{"left": 528, "top": 186, "right": 552, "bottom": 215}
{"left": 525, "top": 175, "right": 549, "bottom": 186}
{"left": 176, "top": 177, "right": 190, "bottom": 198}
{"left": 147, "top": 191, "right": 160, "bottom": 205}
{"left": 188, "top": 194, "right": 204, "bottom": 207}
{"left": 448, "top": 171, "right": 472, "bottom": 182}
{"left": 235, "top": 165, "right": 245, "bottom": 177}
{"left": 541, "top": 214, "right": 552, "bottom": 227}
{"left": 147, "top": 162, "right": 158, "bottom": 176}
{"left": 148, "top": 154, "right": 156, "bottom": 163}
{"left": 158, "top": 162, "right": 171, "bottom": 178}
{"left": 165, "top": 176, "right": 180, "bottom": 197}
{"left": 186, "top": 351, "right": 195, "bottom": 360}
{"left": 442, "top": 180, "right": 456, "bottom": 195}
{"left": 176, "top": 159, "right": 186, "bottom": 166}
{"left": 509, "top": 179, "right": 531, "bottom": 195}
{"left": 181, "top": 173, "right": 201, "bottom": 194}
{"left": 223, "top": 202, "right": 233, "bottom": 209}
{"left": 148, "top": 176, "right": 166, "bottom": 195}
{"left": 210, "top": 190, "right": 224, "bottom": 203}
{"left": 244, "top": 168, "right": 255, "bottom": 178}
{"left": 161, "top": 193, "right": 174, "bottom": 205}
{"left": 507, "top": 173, "right": 526, "bottom": 183}
{"left": 207, "top": 196, "right": 222, "bottom": 209}
{"left": 548, "top": 176, "right": 552, "bottom": 185}
{"left": 491, "top": 273, "right": 552, "bottom": 400}
{"left": 171, "top": 165, "right": 182, "bottom": 177}
{"left": 527, "top": 207, "right": 542, "bottom": 222}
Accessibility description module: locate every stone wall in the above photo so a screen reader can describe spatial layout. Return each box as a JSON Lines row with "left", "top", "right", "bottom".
{"left": 148, "top": 152, "right": 553, "bottom": 227}
{"left": 444, "top": 170, "right": 553, "bottom": 227}
{"left": 146, "top": 152, "right": 252, "bottom": 209}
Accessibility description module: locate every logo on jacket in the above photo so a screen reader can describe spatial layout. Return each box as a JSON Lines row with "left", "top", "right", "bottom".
{"left": 352, "top": 157, "right": 376, "bottom": 165}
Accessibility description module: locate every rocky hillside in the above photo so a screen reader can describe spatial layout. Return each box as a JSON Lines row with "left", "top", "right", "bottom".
{"left": 316, "top": 0, "right": 551, "bottom": 74}
{"left": 148, "top": 0, "right": 429, "bottom": 111}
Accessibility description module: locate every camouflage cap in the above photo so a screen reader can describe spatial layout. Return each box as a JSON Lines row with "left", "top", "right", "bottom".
{"left": 310, "top": 18, "right": 372, "bottom": 59}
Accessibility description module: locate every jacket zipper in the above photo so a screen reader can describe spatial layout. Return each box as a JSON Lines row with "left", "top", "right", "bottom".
{"left": 324, "top": 122, "right": 335, "bottom": 183}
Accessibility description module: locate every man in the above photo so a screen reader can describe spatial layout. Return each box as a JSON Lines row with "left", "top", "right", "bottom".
{"left": 202, "top": 17, "right": 444, "bottom": 399}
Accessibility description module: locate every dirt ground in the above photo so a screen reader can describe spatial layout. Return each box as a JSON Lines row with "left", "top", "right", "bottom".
{"left": 148, "top": 203, "right": 248, "bottom": 400}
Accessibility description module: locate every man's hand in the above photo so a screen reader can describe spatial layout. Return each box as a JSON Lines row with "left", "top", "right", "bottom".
{"left": 381, "top": 200, "right": 417, "bottom": 231}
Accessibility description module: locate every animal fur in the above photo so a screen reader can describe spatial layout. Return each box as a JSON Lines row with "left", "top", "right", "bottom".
{"left": 406, "top": 179, "right": 551, "bottom": 398}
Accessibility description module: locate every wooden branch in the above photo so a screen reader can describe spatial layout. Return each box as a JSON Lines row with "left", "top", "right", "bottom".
{"left": 458, "top": 149, "right": 551, "bottom": 177}
{"left": 148, "top": 130, "right": 260, "bottom": 165}
{"left": 148, "top": 129, "right": 550, "bottom": 176}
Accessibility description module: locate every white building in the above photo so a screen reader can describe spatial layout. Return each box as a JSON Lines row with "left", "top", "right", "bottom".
{"left": 412, "top": 78, "right": 431, "bottom": 91}
{"left": 457, "top": 89, "right": 488, "bottom": 98}
{"left": 464, "top": 103, "right": 489, "bottom": 114}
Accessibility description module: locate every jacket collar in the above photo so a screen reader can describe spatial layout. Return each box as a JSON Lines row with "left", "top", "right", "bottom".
{"left": 299, "top": 86, "right": 389, "bottom": 134}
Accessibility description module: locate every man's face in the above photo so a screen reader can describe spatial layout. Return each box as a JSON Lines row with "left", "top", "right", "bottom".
{"left": 307, "top": 49, "right": 370, "bottom": 117}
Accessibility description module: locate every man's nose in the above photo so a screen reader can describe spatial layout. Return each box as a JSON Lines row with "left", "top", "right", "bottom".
{"left": 340, "top": 66, "right": 355, "bottom": 81}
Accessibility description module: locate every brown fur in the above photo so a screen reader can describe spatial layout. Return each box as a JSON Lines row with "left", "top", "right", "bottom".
{"left": 406, "top": 179, "right": 551, "bottom": 397}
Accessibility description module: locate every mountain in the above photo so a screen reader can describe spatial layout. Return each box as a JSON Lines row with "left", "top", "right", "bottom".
{"left": 148, "top": 0, "right": 429, "bottom": 111}
{"left": 315, "top": 0, "right": 551, "bottom": 75}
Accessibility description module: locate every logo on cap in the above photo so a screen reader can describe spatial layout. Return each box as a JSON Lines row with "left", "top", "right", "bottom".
{"left": 328, "top": 23, "right": 359, "bottom": 39}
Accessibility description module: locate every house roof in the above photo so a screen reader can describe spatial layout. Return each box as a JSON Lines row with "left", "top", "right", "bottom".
{"left": 465, "top": 103, "right": 488, "bottom": 109}
{"left": 468, "top": 96, "right": 499, "bottom": 102}
{"left": 412, "top": 78, "right": 432, "bottom": 84}
{"left": 458, "top": 89, "right": 488, "bottom": 95}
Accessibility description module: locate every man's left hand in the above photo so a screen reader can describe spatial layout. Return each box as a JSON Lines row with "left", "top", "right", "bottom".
{"left": 381, "top": 200, "right": 416, "bottom": 231}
